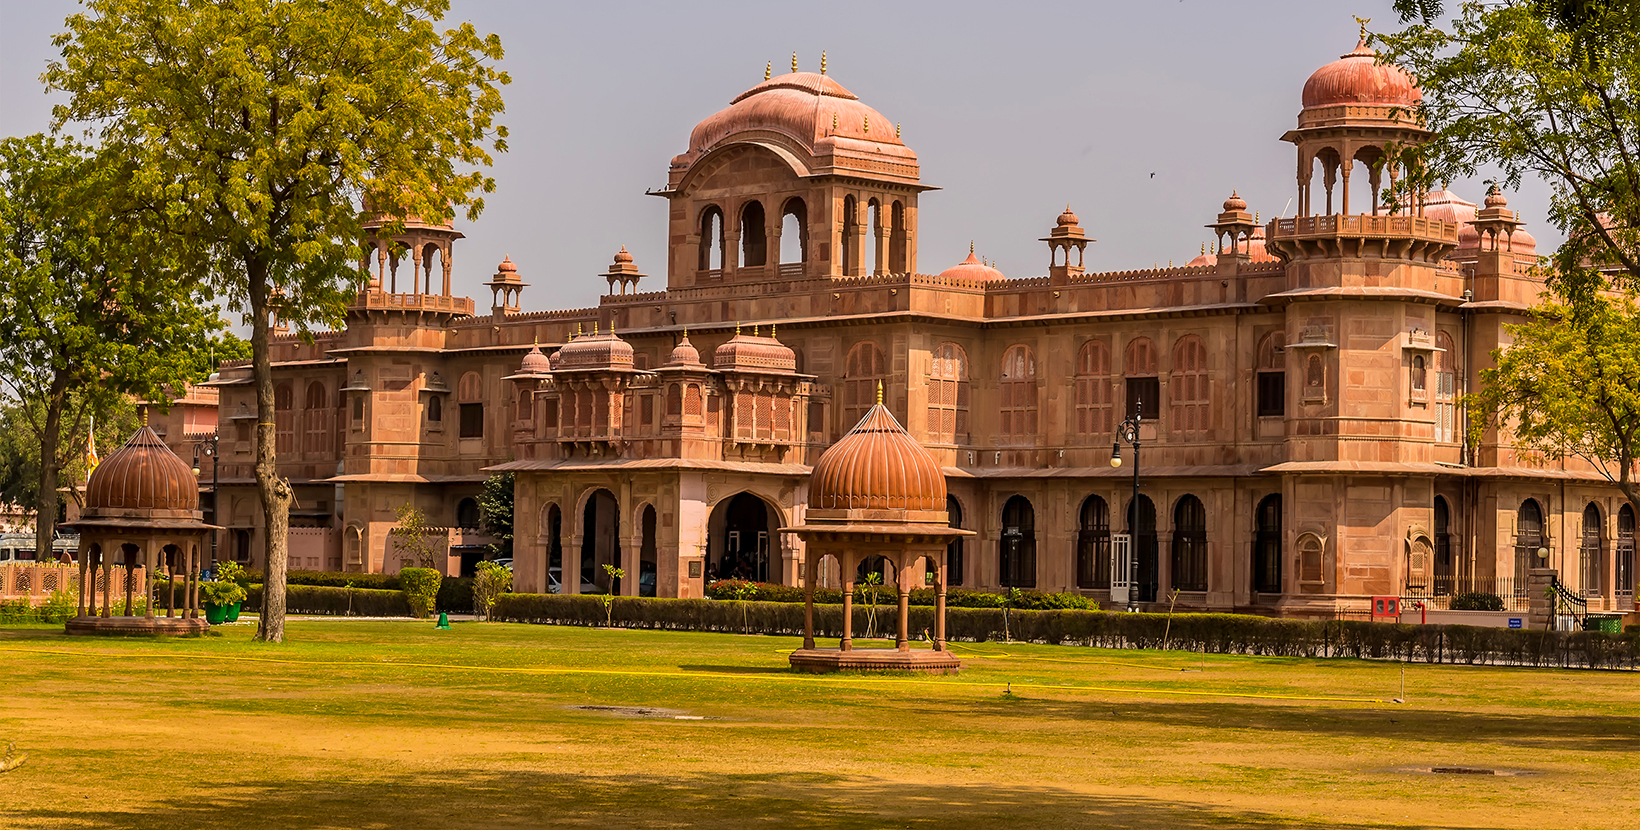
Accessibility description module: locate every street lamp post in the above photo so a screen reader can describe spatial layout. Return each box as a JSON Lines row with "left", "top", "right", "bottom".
{"left": 1109, "top": 401, "right": 1143, "bottom": 613}
{"left": 192, "top": 433, "right": 220, "bottom": 566}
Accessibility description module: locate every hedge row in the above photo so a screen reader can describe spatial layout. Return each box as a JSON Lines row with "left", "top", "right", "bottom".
{"left": 237, "top": 571, "right": 474, "bottom": 613}
{"left": 702, "top": 580, "right": 1096, "bottom": 610}
{"left": 244, "top": 584, "right": 412, "bottom": 617}
{"left": 492, "top": 593, "right": 1640, "bottom": 670}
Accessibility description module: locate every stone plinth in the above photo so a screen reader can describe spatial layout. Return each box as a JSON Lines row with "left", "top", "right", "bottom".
{"left": 65, "top": 615, "right": 209, "bottom": 636}
{"left": 788, "top": 647, "right": 961, "bottom": 674}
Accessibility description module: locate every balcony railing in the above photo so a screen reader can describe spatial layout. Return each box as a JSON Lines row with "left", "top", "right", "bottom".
{"left": 1402, "top": 575, "right": 1531, "bottom": 612}
{"left": 1270, "top": 214, "right": 1459, "bottom": 243}
{"left": 351, "top": 290, "right": 475, "bottom": 316}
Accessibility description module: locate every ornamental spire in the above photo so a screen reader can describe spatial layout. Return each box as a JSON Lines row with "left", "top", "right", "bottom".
{"left": 820, "top": 50, "right": 827, "bottom": 75}
{"left": 792, "top": 52, "right": 798, "bottom": 73}
{"left": 765, "top": 61, "right": 771, "bottom": 81}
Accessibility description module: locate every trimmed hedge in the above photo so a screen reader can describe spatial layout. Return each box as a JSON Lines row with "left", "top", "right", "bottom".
{"left": 493, "top": 593, "right": 1639, "bottom": 670}
{"left": 240, "top": 571, "right": 475, "bottom": 612}
{"left": 245, "top": 584, "right": 412, "bottom": 617}
{"left": 702, "top": 580, "right": 1095, "bottom": 610}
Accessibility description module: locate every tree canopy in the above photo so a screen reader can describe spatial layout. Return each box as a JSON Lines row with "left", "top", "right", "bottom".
{"left": 43, "top": 0, "right": 509, "bottom": 642}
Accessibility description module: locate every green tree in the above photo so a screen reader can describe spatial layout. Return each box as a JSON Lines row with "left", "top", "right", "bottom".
{"left": 44, "top": 0, "right": 510, "bottom": 642}
{"left": 0, "top": 134, "right": 225, "bottom": 559}
{"left": 0, "top": 394, "right": 140, "bottom": 519}
{"left": 1378, "top": 1, "right": 1640, "bottom": 296}
{"left": 477, "top": 471, "right": 513, "bottom": 560}
{"left": 1470, "top": 287, "right": 1640, "bottom": 515}
{"left": 390, "top": 503, "right": 447, "bottom": 571}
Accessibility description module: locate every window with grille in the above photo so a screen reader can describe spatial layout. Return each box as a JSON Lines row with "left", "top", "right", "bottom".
{"left": 926, "top": 342, "right": 969, "bottom": 444}
{"left": 999, "top": 345, "right": 1037, "bottom": 443}
{"left": 1256, "top": 332, "right": 1285, "bottom": 418}
{"left": 1074, "top": 340, "right": 1113, "bottom": 436}
{"left": 1170, "top": 336, "right": 1210, "bottom": 438}
{"left": 1076, "top": 495, "right": 1110, "bottom": 589}
{"left": 1124, "top": 338, "right": 1158, "bottom": 420}
{"left": 274, "top": 383, "right": 294, "bottom": 453}
{"left": 842, "top": 342, "right": 885, "bottom": 429}
{"left": 1435, "top": 332, "right": 1457, "bottom": 442}
{"left": 1582, "top": 504, "right": 1604, "bottom": 596}
{"left": 1254, "top": 494, "right": 1282, "bottom": 594}
{"left": 1171, "top": 495, "right": 1208, "bottom": 591}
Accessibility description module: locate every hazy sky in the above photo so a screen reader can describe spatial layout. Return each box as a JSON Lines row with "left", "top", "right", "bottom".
{"left": 0, "top": 0, "right": 1558, "bottom": 315}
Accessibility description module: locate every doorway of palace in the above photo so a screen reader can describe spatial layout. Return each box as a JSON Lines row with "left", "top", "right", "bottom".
{"left": 581, "top": 489, "right": 621, "bottom": 592}
{"left": 708, "top": 492, "right": 774, "bottom": 582}
{"left": 1000, "top": 495, "right": 1036, "bottom": 588}
{"left": 639, "top": 505, "right": 658, "bottom": 597}
{"left": 1126, "top": 495, "right": 1158, "bottom": 602}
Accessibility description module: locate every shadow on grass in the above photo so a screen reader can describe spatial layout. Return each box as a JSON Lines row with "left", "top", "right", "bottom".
{"left": 676, "top": 664, "right": 797, "bottom": 675}
{"left": 17, "top": 769, "right": 1472, "bottom": 830}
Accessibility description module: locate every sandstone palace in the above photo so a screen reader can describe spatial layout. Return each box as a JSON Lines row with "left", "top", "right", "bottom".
{"left": 176, "top": 37, "right": 1634, "bottom": 617}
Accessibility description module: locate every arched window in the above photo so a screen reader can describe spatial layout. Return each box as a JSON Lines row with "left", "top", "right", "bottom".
{"left": 546, "top": 504, "right": 563, "bottom": 581}
{"left": 999, "top": 345, "right": 1037, "bottom": 443}
{"left": 640, "top": 505, "right": 658, "bottom": 597}
{"left": 1170, "top": 336, "right": 1209, "bottom": 438}
{"left": 1306, "top": 354, "right": 1325, "bottom": 395}
{"left": 867, "top": 198, "right": 882, "bottom": 275}
{"left": 1434, "top": 331, "right": 1457, "bottom": 442}
{"left": 274, "top": 383, "right": 294, "bottom": 454}
{"left": 1582, "top": 503, "right": 1604, "bottom": 597}
{"left": 946, "top": 495, "right": 965, "bottom": 587}
{"left": 1411, "top": 354, "right": 1428, "bottom": 393}
{"left": 456, "top": 498, "right": 481, "bottom": 529}
{"left": 841, "top": 195, "right": 858, "bottom": 275}
{"left": 685, "top": 383, "right": 702, "bottom": 418}
{"left": 427, "top": 394, "right": 443, "bottom": 423}
{"left": 1074, "top": 340, "right": 1113, "bottom": 436}
{"left": 926, "top": 342, "right": 969, "bottom": 445}
{"left": 1434, "top": 495, "right": 1455, "bottom": 590}
{"left": 1618, "top": 505, "right": 1635, "bottom": 603}
{"left": 843, "top": 341, "right": 886, "bottom": 429}
{"left": 303, "top": 381, "right": 329, "bottom": 454}
{"left": 1000, "top": 495, "right": 1036, "bottom": 588}
{"left": 889, "top": 200, "right": 908, "bottom": 273}
{"left": 666, "top": 383, "right": 682, "bottom": 417}
{"left": 1172, "top": 495, "right": 1208, "bottom": 592}
{"left": 1076, "top": 495, "right": 1110, "bottom": 589}
{"left": 1254, "top": 494, "right": 1282, "bottom": 594}
{"left": 1514, "top": 499, "right": 1545, "bottom": 584}
{"left": 780, "top": 197, "right": 807, "bottom": 265}
{"left": 1124, "top": 337, "right": 1159, "bottom": 420}
{"left": 1257, "top": 331, "right": 1285, "bottom": 418}
{"left": 698, "top": 205, "right": 725, "bottom": 273}
{"left": 1298, "top": 533, "right": 1325, "bottom": 584}
{"left": 740, "top": 200, "right": 767, "bottom": 268}
{"left": 1127, "top": 495, "right": 1158, "bottom": 602}
{"left": 458, "top": 371, "right": 484, "bottom": 439}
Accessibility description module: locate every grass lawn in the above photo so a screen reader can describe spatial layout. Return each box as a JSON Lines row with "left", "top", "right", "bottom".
{"left": 1, "top": 619, "right": 1636, "bottom": 830}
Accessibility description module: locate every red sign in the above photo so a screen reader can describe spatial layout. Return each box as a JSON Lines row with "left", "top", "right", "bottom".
{"left": 1371, "top": 596, "right": 1401, "bottom": 620}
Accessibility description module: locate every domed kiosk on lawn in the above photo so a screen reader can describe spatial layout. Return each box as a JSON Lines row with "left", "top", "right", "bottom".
{"left": 782, "top": 385, "right": 972, "bottom": 673}
{"left": 65, "top": 417, "right": 215, "bottom": 635}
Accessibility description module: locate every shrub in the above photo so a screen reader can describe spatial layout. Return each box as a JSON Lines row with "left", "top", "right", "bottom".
{"left": 701, "top": 580, "right": 1094, "bottom": 611}
{"left": 246, "top": 584, "right": 411, "bottom": 617}
{"left": 199, "top": 580, "right": 247, "bottom": 607}
{"left": 399, "top": 568, "right": 442, "bottom": 618}
{"left": 490, "top": 594, "right": 1639, "bottom": 670}
{"left": 1449, "top": 592, "right": 1506, "bottom": 612}
{"left": 472, "top": 562, "right": 512, "bottom": 621}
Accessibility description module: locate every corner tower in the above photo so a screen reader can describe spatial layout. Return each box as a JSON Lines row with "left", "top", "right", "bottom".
{"left": 658, "top": 58, "right": 932, "bottom": 286}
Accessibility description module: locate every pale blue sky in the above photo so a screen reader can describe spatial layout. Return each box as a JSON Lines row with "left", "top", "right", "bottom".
{"left": 0, "top": 0, "right": 1557, "bottom": 314}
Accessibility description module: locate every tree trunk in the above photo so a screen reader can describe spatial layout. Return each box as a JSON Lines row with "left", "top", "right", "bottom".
{"left": 250, "top": 258, "right": 293, "bottom": 643}
{"left": 32, "top": 374, "right": 70, "bottom": 564}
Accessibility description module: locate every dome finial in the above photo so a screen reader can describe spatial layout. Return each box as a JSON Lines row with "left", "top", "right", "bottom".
{"left": 770, "top": 323, "right": 777, "bottom": 339}
{"left": 765, "top": 61, "right": 771, "bottom": 81}
{"left": 1201, "top": 242, "right": 1207, "bottom": 255}
{"left": 863, "top": 114, "right": 869, "bottom": 133}
{"left": 896, "top": 122, "right": 901, "bottom": 138}
{"left": 969, "top": 240, "right": 975, "bottom": 255}
{"left": 141, "top": 406, "right": 148, "bottom": 426}
{"left": 754, "top": 324, "right": 760, "bottom": 337}
{"left": 820, "top": 50, "right": 827, "bottom": 75}
{"left": 832, "top": 112, "right": 838, "bottom": 131}
{"left": 1355, "top": 14, "right": 1371, "bottom": 44}
{"left": 792, "top": 52, "right": 798, "bottom": 73}
{"left": 876, "top": 380, "right": 883, "bottom": 406}
{"left": 593, "top": 320, "right": 599, "bottom": 336}
{"left": 735, "top": 321, "right": 741, "bottom": 336}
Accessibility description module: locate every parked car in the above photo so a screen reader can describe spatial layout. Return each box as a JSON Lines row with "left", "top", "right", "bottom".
{"left": 547, "top": 566, "right": 603, "bottom": 595}
{"left": 490, "top": 558, "right": 513, "bottom": 572}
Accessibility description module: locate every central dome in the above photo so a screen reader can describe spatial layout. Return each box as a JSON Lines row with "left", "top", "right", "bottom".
{"left": 689, "top": 72, "right": 905, "bottom": 155}
{"left": 83, "top": 425, "right": 200, "bottom": 519}
{"left": 808, "top": 399, "right": 945, "bottom": 512}
{"left": 1301, "top": 38, "right": 1421, "bottom": 110}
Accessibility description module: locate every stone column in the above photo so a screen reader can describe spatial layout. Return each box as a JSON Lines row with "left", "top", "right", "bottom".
{"left": 896, "top": 553, "right": 911, "bottom": 652}
{"left": 934, "top": 548, "right": 948, "bottom": 651}
{"left": 1527, "top": 567, "right": 1557, "bottom": 630}
{"left": 840, "top": 549, "right": 855, "bottom": 651}
{"left": 77, "top": 544, "right": 89, "bottom": 617}
{"left": 802, "top": 549, "right": 817, "bottom": 650}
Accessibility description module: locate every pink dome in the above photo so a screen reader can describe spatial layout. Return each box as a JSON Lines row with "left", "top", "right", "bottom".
{"left": 667, "top": 332, "right": 702, "bottom": 366}
{"left": 1302, "top": 39, "right": 1422, "bottom": 110}
{"left": 519, "top": 342, "right": 551, "bottom": 375}
{"left": 687, "top": 73, "right": 908, "bottom": 158}
{"left": 1424, "top": 189, "right": 1536, "bottom": 254}
{"left": 938, "top": 250, "right": 1005, "bottom": 283}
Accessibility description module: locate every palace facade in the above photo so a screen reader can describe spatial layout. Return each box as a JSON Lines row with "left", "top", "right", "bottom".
{"left": 195, "top": 35, "right": 1635, "bottom": 616}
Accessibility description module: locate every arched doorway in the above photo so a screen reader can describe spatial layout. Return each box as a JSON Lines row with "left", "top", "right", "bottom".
{"left": 1514, "top": 499, "right": 1544, "bottom": 584}
{"left": 945, "top": 496, "right": 965, "bottom": 587}
{"left": 1581, "top": 503, "right": 1604, "bottom": 597}
{"left": 640, "top": 505, "right": 657, "bottom": 597}
{"left": 1000, "top": 495, "right": 1036, "bottom": 588}
{"left": 1076, "top": 495, "right": 1109, "bottom": 590}
{"left": 581, "top": 490, "right": 620, "bottom": 593}
{"left": 1254, "top": 494, "right": 1282, "bottom": 595}
{"left": 1433, "top": 496, "right": 1454, "bottom": 590}
{"left": 1618, "top": 505, "right": 1635, "bottom": 607}
{"left": 1171, "top": 495, "right": 1207, "bottom": 592}
{"left": 1126, "top": 495, "right": 1158, "bottom": 602}
{"left": 708, "top": 492, "right": 774, "bottom": 582}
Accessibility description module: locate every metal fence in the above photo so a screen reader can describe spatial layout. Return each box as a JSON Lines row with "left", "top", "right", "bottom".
{"left": 1402, "top": 576, "right": 1532, "bottom": 612}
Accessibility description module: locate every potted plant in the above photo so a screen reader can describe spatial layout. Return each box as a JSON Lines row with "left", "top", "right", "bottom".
{"left": 199, "top": 580, "right": 247, "bottom": 625}
{"left": 214, "top": 561, "right": 249, "bottom": 621}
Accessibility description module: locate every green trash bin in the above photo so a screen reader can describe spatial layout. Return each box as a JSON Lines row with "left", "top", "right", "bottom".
{"left": 1593, "top": 615, "right": 1623, "bottom": 634}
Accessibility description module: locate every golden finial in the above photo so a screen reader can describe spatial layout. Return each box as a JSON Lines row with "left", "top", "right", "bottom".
{"left": 575, "top": 322, "right": 582, "bottom": 338}
{"left": 754, "top": 324, "right": 760, "bottom": 337}
{"left": 682, "top": 325, "right": 688, "bottom": 339}
{"left": 141, "top": 406, "right": 149, "bottom": 426}
{"left": 1201, "top": 242, "right": 1207, "bottom": 255}
{"left": 863, "top": 114, "right": 869, "bottom": 133}
{"left": 593, "top": 320, "right": 599, "bottom": 336}
{"left": 770, "top": 323, "right": 777, "bottom": 339}
{"left": 969, "top": 240, "right": 975, "bottom": 255}
{"left": 792, "top": 52, "right": 798, "bottom": 73}
{"left": 820, "top": 50, "right": 827, "bottom": 75}
{"left": 1169, "top": 260, "right": 1173, "bottom": 268}
{"left": 765, "top": 61, "right": 771, "bottom": 81}
{"left": 1255, "top": 210, "right": 1261, "bottom": 223}
{"left": 1355, "top": 15, "right": 1371, "bottom": 42}
{"left": 735, "top": 321, "right": 741, "bottom": 336}
{"left": 896, "top": 122, "right": 901, "bottom": 138}
{"left": 832, "top": 112, "right": 838, "bottom": 130}
{"left": 876, "top": 380, "right": 883, "bottom": 405}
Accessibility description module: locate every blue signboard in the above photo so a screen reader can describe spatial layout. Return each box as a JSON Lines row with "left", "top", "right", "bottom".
{"left": 1508, "top": 618, "right": 1522, "bottom": 629}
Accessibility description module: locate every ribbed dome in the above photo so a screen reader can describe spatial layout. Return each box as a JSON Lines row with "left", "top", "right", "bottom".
{"left": 808, "top": 401, "right": 945, "bottom": 512}
{"left": 518, "top": 342, "right": 551, "bottom": 375}
{"left": 83, "top": 425, "right": 199, "bottom": 518}
{"left": 1223, "top": 191, "right": 1248, "bottom": 212}
{"left": 938, "top": 250, "right": 1005, "bottom": 283}
{"left": 555, "top": 329, "right": 634, "bottom": 370}
{"left": 667, "top": 332, "right": 703, "bottom": 366}
{"left": 1301, "top": 38, "right": 1421, "bottom": 110}
{"left": 1057, "top": 206, "right": 1080, "bottom": 227}
{"left": 688, "top": 72, "right": 907, "bottom": 157}
{"left": 714, "top": 329, "right": 796, "bottom": 372}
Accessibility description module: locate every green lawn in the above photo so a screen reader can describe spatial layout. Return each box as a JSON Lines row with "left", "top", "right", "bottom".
{"left": 1, "top": 620, "right": 1635, "bottom": 829}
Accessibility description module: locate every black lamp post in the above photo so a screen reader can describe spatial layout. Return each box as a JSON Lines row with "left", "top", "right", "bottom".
{"left": 1109, "top": 401, "right": 1142, "bottom": 612}
{"left": 192, "top": 433, "right": 220, "bottom": 565}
